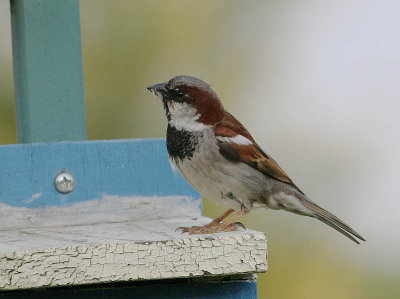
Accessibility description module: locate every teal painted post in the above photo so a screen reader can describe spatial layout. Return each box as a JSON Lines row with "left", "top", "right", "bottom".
{"left": 10, "top": 0, "right": 87, "bottom": 143}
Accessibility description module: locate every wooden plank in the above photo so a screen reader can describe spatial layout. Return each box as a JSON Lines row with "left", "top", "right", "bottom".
{"left": 0, "top": 139, "right": 201, "bottom": 229}
{"left": 10, "top": 0, "right": 86, "bottom": 143}
{"left": 0, "top": 217, "right": 268, "bottom": 291}
{"left": 1, "top": 278, "right": 258, "bottom": 299}
{"left": 0, "top": 138, "right": 200, "bottom": 207}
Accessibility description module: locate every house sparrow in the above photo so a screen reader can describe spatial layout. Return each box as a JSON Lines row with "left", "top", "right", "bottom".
{"left": 147, "top": 75, "right": 365, "bottom": 244}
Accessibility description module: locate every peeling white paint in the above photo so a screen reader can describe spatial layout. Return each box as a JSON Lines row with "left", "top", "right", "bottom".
{"left": 0, "top": 218, "right": 268, "bottom": 290}
{"left": 25, "top": 192, "right": 42, "bottom": 204}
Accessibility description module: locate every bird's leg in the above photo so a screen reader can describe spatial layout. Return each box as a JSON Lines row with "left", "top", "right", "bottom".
{"left": 176, "top": 209, "right": 234, "bottom": 234}
{"left": 208, "top": 209, "right": 235, "bottom": 226}
{"left": 177, "top": 209, "right": 247, "bottom": 235}
{"left": 219, "top": 209, "right": 248, "bottom": 232}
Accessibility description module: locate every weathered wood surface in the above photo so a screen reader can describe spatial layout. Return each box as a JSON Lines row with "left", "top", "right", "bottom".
{"left": 0, "top": 217, "right": 268, "bottom": 291}
{"left": 0, "top": 139, "right": 200, "bottom": 212}
{"left": 0, "top": 195, "right": 200, "bottom": 231}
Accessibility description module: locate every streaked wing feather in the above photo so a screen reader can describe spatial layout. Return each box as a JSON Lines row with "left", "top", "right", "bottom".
{"left": 215, "top": 112, "right": 304, "bottom": 194}
{"left": 215, "top": 112, "right": 365, "bottom": 244}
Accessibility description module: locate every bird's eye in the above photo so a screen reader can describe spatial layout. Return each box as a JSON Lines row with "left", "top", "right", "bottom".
{"left": 175, "top": 90, "right": 184, "bottom": 98}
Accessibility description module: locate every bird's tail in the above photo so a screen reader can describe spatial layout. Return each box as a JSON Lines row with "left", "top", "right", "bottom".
{"left": 301, "top": 198, "right": 365, "bottom": 244}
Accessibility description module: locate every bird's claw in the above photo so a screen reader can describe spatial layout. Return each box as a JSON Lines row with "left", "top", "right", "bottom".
{"left": 175, "top": 222, "right": 246, "bottom": 235}
{"left": 175, "top": 226, "right": 198, "bottom": 234}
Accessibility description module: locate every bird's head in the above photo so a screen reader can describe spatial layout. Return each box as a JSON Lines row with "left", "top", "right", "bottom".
{"left": 147, "top": 75, "right": 225, "bottom": 131}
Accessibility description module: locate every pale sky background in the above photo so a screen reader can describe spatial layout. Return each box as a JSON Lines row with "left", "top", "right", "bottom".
{"left": 236, "top": 0, "right": 400, "bottom": 273}
{"left": 226, "top": 0, "right": 400, "bottom": 272}
{"left": 0, "top": 0, "right": 399, "bottom": 283}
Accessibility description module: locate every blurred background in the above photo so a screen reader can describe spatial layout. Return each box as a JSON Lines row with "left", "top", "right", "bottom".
{"left": 1, "top": 0, "right": 399, "bottom": 298}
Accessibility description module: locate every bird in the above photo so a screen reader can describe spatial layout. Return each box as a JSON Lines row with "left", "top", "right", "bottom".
{"left": 147, "top": 75, "right": 365, "bottom": 244}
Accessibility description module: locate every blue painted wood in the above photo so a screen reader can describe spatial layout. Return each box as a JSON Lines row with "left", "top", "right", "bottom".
{"left": 0, "top": 279, "right": 257, "bottom": 298}
{"left": 10, "top": 0, "right": 87, "bottom": 143}
{"left": 0, "top": 139, "right": 200, "bottom": 208}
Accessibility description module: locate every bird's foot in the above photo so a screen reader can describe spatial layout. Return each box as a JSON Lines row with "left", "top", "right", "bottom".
{"left": 176, "top": 222, "right": 245, "bottom": 235}
{"left": 222, "top": 222, "right": 246, "bottom": 232}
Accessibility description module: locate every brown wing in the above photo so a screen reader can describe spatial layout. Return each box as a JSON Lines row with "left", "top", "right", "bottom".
{"left": 215, "top": 112, "right": 304, "bottom": 194}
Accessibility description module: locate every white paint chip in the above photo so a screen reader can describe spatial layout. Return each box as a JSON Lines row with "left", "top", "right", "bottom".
{"left": 25, "top": 192, "right": 42, "bottom": 204}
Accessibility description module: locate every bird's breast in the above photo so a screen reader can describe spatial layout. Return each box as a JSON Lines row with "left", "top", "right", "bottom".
{"left": 166, "top": 125, "right": 201, "bottom": 161}
{"left": 167, "top": 128, "right": 269, "bottom": 211}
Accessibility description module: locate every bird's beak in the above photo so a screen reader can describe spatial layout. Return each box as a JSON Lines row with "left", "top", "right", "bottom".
{"left": 147, "top": 83, "right": 167, "bottom": 93}
{"left": 147, "top": 82, "right": 167, "bottom": 99}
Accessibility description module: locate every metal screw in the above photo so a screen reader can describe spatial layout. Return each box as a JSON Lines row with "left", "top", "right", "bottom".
{"left": 54, "top": 170, "right": 76, "bottom": 193}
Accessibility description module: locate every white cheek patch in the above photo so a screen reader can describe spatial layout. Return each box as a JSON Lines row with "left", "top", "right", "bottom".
{"left": 168, "top": 102, "right": 210, "bottom": 132}
{"left": 216, "top": 135, "right": 252, "bottom": 145}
